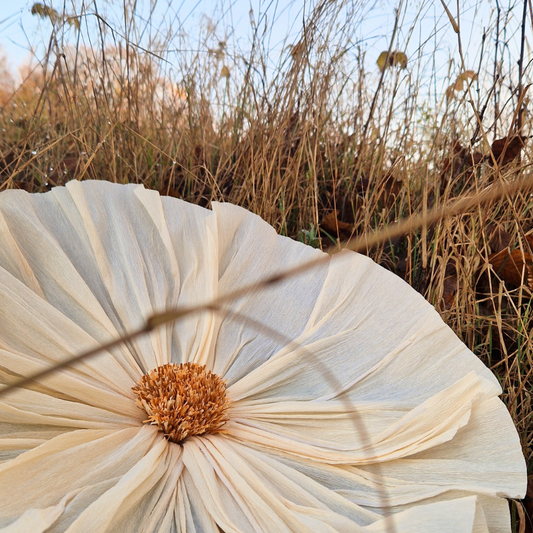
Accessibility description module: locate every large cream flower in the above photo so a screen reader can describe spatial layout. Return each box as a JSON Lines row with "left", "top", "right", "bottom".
{"left": 0, "top": 180, "right": 525, "bottom": 532}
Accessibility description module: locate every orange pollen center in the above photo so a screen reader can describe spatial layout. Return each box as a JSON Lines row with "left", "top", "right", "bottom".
{"left": 132, "top": 362, "right": 231, "bottom": 444}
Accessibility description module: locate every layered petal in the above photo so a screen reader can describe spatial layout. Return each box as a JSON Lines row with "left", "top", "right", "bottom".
{"left": 182, "top": 435, "right": 369, "bottom": 532}
{"left": 257, "top": 398, "right": 523, "bottom": 531}
{"left": 0, "top": 187, "right": 141, "bottom": 379}
{"left": 362, "top": 496, "right": 488, "bottom": 533}
{"left": 210, "top": 202, "right": 329, "bottom": 385}
{"left": 65, "top": 435, "right": 179, "bottom": 532}
{"left": 181, "top": 437, "right": 504, "bottom": 533}
{"left": 159, "top": 194, "right": 220, "bottom": 368}
{"left": 0, "top": 269, "right": 139, "bottom": 414}
{"left": 0, "top": 425, "right": 163, "bottom": 529}
{"left": 228, "top": 251, "right": 499, "bottom": 404}
{"left": 0, "top": 181, "right": 183, "bottom": 376}
{"left": 0, "top": 493, "right": 77, "bottom": 533}
{"left": 228, "top": 373, "right": 500, "bottom": 463}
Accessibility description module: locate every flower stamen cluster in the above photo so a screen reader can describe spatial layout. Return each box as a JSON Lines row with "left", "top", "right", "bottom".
{"left": 132, "top": 362, "right": 230, "bottom": 444}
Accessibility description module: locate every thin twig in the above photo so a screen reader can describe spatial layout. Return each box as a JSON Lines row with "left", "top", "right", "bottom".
{"left": 2, "top": 171, "right": 533, "bottom": 398}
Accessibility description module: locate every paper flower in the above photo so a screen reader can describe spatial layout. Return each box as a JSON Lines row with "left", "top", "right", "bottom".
{"left": 0, "top": 180, "right": 525, "bottom": 532}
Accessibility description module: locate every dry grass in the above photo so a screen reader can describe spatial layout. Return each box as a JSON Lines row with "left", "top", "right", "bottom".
{"left": 1, "top": 0, "right": 533, "bottom": 527}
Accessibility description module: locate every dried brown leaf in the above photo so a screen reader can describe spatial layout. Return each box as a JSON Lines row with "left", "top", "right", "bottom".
{"left": 488, "top": 235, "right": 533, "bottom": 288}
{"left": 321, "top": 210, "right": 353, "bottom": 238}
{"left": 377, "top": 51, "right": 407, "bottom": 72}
{"left": 442, "top": 262, "right": 459, "bottom": 310}
{"left": 489, "top": 135, "right": 527, "bottom": 166}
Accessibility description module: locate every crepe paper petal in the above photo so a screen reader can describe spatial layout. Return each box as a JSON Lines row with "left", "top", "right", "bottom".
{"left": 0, "top": 183, "right": 173, "bottom": 375}
{"left": 126, "top": 445, "right": 183, "bottom": 532}
{"left": 0, "top": 269, "right": 138, "bottom": 410}
{"left": 182, "top": 440, "right": 268, "bottom": 532}
{"left": 66, "top": 436, "right": 170, "bottom": 532}
{"left": 269, "top": 441, "right": 517, "bottom": 530}
{"left": 0, "top": 424, "right": 74, "bottom": 463}
{"left": 0, "top": 387, "right": 137, "bottom": 429}
{"left": 228, "top": 373, "right": 498, "bottom": 464}
{"left": 0, "top": 492, "right": 78, "bottom": 533}
{"left": 0, "top": 347, "right": 140, "bottom": 425}
{"left": 158, "top": 195, "right": 220, "bottom": 369}
{"left": 195, "top": 437, "right": 358, "bottom": 532}
{"left": 210, "top": 202, "right": 328, "bottom": 384}
{"left": 0, "top": 190, "right": 141, "bottom": 380}
{"left": 0, "top": 210, "right": 45, "bottom": 298}
{"left": 467, "top": 495, "right": 509, "bottom": 533}
{"left": 62, "top": 181, "right": 174, "bottom": 329}
{"left": 67, "top": 440, "right": 181, "bottom": 533}
{"left": 49, "top": 443, "right": 180, "bottom": 533}
{"left": 131, "top": 187, "right": 180, "bottom": 279}
{"left": 228, "top": 250, "right": 499, "bottom": 403}
{"left": 359, "top": 396, "right": 525, "bottom": 500}
{"left": 261, "top": 399, "right": 522, "bottom": 527}
{"left": 374, "top": 493, "right": 508, "bottom": 533}
{"left": 204, "top": 436, "right": 379, "bottom": 528}
{"left": 176, "top": 474, "right": 227, "bottom": 533}
{"left": 47, "top": 478, "right": 120, "bottom": 531}
{"left": 362, "top": 495, "right": 485, "bottom": 532}
{"left": 0, "top": 437, "right": 47, "bottom": 452}
{"left": 0, "top": 426, "right": 157, "bottom": 526}
{"left": 53, "top": 181, "right": 177, "bottom": 373}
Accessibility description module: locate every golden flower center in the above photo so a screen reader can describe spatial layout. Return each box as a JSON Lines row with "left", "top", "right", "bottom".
{"left": 132, "top": 362, "right": 231, "bottom": 444}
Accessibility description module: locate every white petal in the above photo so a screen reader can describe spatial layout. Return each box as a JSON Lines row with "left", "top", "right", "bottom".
{"left": 268, "top": 458, "right": 512, "bottom": 531}
{"left": 160, "top": 195, "right": 220, "bottom": 368}
{"left": 357, "top": 396, "right": 526, "bottom": 501}
{"left": 0, "top": 425, "right": 158, "bottom": 527}
{"left": 0, "top": 388, "right": 137, "bottom": 430}
{"left": 0, "top": 182, "right": 181, "bottom": 374}
{"left": 132, "top": 187, "right": 180, "bottom": 279}
{"left": 182, "top": 439, "right": 265, "bottom": 533}
{"left": 62, "top": 180, "right": 178, "bottom": 371}
{"left": 0, "top": 189, "right": 142, "bottom": 382}
{"left": 362, "top": 495, "right": 485, "bottom": 532}
{"left": 374, "top": 493, "right": 510, "bottom": 533}
{"left": 176, "top": 475, "right": 222, "bottom": 533}
{"left": 229, "top": 251, "right": 499, "bottom": 403}
{"left": 0, "top": 492, "right": 77, "bottom": 533}
{"left": 262, "top": 399, "right": 521, "bottom": 531}
{"left": 214, "top": 437, "right": 379, "bottom": 526}
{"left": 66, "top": 435, "right": 174, "bottom": 532}
{"left": 210, "top": 202, "right": 328, "bottom": 384}
{"left": 183, "top": 436, "right": 367, "bottom": 532}
{"left": 118, "top": 442, "right": 182, "bottom": 533}
{"left": 0, "top": 422, "right": 72, "bottom": 463}
{"left": 50, "top": 478, "right": 120, "bottom": 530}
{"left": 0, "top": 209, "right": 44, "bottom": 297}
{"left": 0, "top": 269, "right": 139, "bottom": 411}
{"left": 228, "top": 373, "right": 498, "bottom": 464}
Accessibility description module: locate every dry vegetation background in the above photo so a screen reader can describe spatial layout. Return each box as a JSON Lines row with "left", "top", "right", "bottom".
{"left": 1, "top": 0, "right": 533, "bottom": 529}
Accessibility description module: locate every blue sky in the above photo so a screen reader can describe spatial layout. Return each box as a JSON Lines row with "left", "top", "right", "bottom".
{"left": 0, "top": 0, "right": 526, "bottom": 91}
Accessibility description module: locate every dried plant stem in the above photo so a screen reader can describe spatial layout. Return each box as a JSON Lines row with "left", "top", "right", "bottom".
{"left": 2, "top": 170, "right": 532, "bottom": 399}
